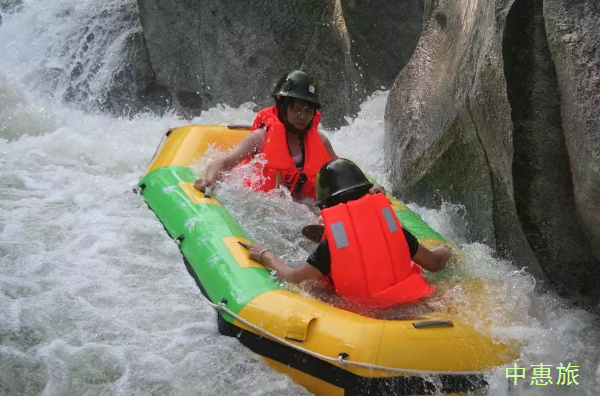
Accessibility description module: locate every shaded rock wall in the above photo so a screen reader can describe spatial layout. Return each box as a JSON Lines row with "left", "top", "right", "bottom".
{"left": 503, "top": 0, "right": 598, "bottom": 297}
{"left": 135, "top": 0, "right": 423, "bottom": 127}
{"left": 543, "top": 0, "right": 600, "bottom": 267}
{"left": 340, "top": 0, "right": 424, "bottom": 92}
{"left": 385, "top": 0, "right": 600, "bottom": 299}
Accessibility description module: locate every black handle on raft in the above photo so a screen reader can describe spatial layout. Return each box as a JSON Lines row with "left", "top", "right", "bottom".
{"left": 412, "top": 320, "right": 454, "bottom": 329}
{"left": 133, "top": 183, "right": 146, "bottom": 194}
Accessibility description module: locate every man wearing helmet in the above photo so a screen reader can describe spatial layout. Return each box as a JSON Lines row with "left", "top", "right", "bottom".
{"left": 246, "top": 159, "right": 453, "bottom": 306}
{"left": 195, "top": 70, "right": 338, "bottom": 199}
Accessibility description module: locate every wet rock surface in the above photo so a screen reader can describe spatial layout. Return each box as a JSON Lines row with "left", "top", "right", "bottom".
{"left": 543, "top": 0, "right": 600, "bottom": 271}
{"left": 385, "top": 0, "right": 600, "bottom": 302}
{"left": 135, "top": 0, "right": 423, "bottom": 127}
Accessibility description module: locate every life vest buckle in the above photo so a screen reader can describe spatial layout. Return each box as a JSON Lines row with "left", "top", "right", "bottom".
{"left": 285, "top": 172, "right": 308, "bottom": 198}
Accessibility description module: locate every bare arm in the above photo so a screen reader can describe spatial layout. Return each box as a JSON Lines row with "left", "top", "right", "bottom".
{"left": 319, "top": 132, "right": 338, "bottom": 160}
{"left": 194, "top": 129, "right": 266, "bottom": 191}
{"left": 220, "top": 129, "right": 266, "bottom": 170}
{"left": 412, "top": 244, "right": 453, "bottom": 272}
{"left": 249, "top": 243, "right": 325, "bottom": 284}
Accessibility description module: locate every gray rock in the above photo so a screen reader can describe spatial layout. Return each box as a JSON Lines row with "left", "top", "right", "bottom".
{"left": 97, "top": 29, "right": 167, "bottom": 117}
{"left": 340, "top": 0, "right": 423, "bottom": 92}
{"left": 135, "top": 0, "right": 357, "bottom": 126}
{"left": 385, "top": 0, "right": 600, "bottom": 299}
{"left": 504, "top": 0, "right": 599, "bottom": 298}
{"left": 48, "top": 2, "right": 159, "bottom": 117}
{"left": 135, "top": 0, "right": 423, "bottom": 127}
{"left": 543, "top": 0, "right": 600, "bottom": 268}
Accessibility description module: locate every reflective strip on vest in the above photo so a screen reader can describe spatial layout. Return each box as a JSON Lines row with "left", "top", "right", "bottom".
{"left": 382, "top": 207, "right": 399, "bottom": 233}
{"left": 330, "top": 222, "right": 349, "bottom": 249}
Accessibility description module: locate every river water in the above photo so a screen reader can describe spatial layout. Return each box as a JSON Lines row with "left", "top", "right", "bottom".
{"left": 1, "top": 1, "right": 599, "bottom": 395}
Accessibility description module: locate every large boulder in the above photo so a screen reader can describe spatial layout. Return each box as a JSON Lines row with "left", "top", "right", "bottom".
{"left": 543, "top": 0, "right": 600, "bottom": 267}
{"left": 385, "top": 0, "right": 600, "bottom": 300}
{"left": 135, "top": 0, "right": 423, "bottom": 127}
{"left": 504, "top": 0, "right": 600, "bottom": 299}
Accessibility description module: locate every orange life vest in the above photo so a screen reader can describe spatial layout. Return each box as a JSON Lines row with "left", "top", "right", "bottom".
{"left": 322, "top": 193, "right": 435, "bottom": 306}
{"left": 250, "top": 105, "right": 331, "bottom": 198}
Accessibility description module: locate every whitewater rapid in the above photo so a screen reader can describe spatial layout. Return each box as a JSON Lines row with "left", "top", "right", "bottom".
{"left": 1, "top": 1, "right": 599, "bottom": 396}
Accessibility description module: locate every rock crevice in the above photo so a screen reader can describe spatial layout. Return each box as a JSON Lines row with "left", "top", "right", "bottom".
{"left": 385, "top": 0, "right": 600, "bottom": 300}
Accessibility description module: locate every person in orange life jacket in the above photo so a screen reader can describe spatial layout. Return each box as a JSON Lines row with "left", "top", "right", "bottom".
{"left": 247, "top": 159, "right": 453, "bottom": 305}
{"left": 193, "top": 70, "right": 385, "bottom": 199}
{"left": 194, "top": 70, "right": 336, "bottom": 199}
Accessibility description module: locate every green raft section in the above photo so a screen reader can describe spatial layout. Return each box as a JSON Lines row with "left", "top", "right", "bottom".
{"left": 138, "top": 165, "right": 448, "bottom": 320}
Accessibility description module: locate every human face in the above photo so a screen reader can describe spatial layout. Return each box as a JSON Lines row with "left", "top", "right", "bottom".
{"left": 286, "top": 100, "right": 316, "bottom": 131}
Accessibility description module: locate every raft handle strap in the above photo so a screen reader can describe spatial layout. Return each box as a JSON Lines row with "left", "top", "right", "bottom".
{"left": 175, "top": 235, "right": 185, "bottom": 246}
{"left": 413, "top": 320, "right": 454, "bottom": 329}
{"left": 210, "top": 299, "right": 487, "bottom": 375}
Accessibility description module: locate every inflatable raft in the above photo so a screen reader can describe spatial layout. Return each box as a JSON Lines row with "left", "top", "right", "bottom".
{"left": 137, "top": 125, "right": 517, "bottom": 396}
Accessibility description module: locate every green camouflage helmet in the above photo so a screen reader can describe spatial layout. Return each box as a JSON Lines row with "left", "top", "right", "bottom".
{"left": 272, "top": 70, "right": 322, "bottom": 108}
{"left": 315, "top": 159, "right": 373, "bottom": 208}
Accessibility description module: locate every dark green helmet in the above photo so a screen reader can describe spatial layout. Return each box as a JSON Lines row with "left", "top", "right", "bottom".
{"left": 272, "top": 70, "right": 322, "bottom": 108}
{"left": 315, "top": 159, "right": 373, "bottom": 209}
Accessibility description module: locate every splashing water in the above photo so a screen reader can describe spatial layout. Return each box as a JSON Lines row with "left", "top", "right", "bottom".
{"left": 1, "top": 1, "right": 599, "bottom": 396}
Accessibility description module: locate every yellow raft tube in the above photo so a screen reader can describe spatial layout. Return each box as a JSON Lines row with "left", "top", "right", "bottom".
{"left": 139, "top": 125, "right": 519, "bottom": 396}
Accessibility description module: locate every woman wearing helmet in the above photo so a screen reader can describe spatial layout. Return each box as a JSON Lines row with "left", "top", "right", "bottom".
{"left": 194, "top": 70, "right": 338, "bottom": 199}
